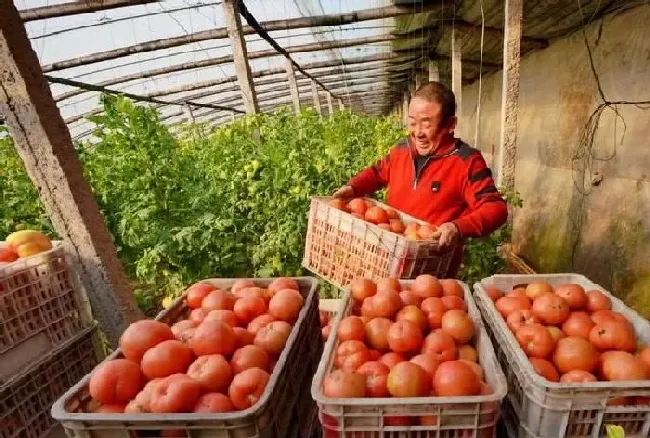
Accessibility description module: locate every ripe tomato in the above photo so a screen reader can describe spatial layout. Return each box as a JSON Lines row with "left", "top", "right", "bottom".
{"left": 231, "top": 279, "right": 256, "bottom": 293}
{"left": 124, "top": 379, "right": 160, "bottom": 413}
{"left": 419, "top": 415, "right": 438, "bottom": 426}
{"left": 267, "top": 277, "right": 299, "bottom": 296}
{"left": 585, "top": 290, "right": 611, "bottom": 312}
{"left": 507, "top": 309, "right": 541, "bottom": 333}
{"left": 189, "top": 308, "right": 208, "bottom": 323}
{"left": 387, "top": 362, "right": 431, "bottom": 397}
{"left": 231, "top": 345, "right": 270, "bottom": 374}
{"left": 410, "top": 354, "right": 441, "bottom": 378}
{"left": 389, "top": 219, "right": 406, "bottom": 234}
{"left": 422, "top": 330, "right": 457, "bottom": 362}
{"left": 233, "top": 296, "right": 267, "bottom": 324}
{"left": 411, "top": 274, "right": 442, "bottom": 298}
{"left": 247, "top": 314, "right": 276, "bottom": 335}
{"left": 589, "top": 320, "right": 636, "bottom": 352}
{"left": 639, "top": 347, "right": 650, "bottom": 374}
{"left": 205, "top": 309, "right": 238, "bottom": 327}
{"left": 190, "top": 320, "right": 237, "bottom": 357}
{"left": 119, "top": 320, "right": 174, "bottom": 363}
{"left": 370, "top": 290, "right": 402, "bottom": 318}
{"left": 323, "top": 369, "right": 366, "bottom": 398}
{"left": 254, "top": 321, "right": 292, "bottom": 356}
{"left": 495, "top": 295, "right": 531, "bottom": 318}
{"left": 525, "top": 282, "right": 553, "bottom": 300}
{"left": 561, "top": 311, "right": 595, "bottom": 339}
{"left": 531, "top": 294, "right": 570, "bottom": 325}
{"left": 440, "top": 279, "right": 464, "bottom": 298}
{"left": 421, "top": 297, "right": 446, "bottom": 330}
{"left": 335, "top": 340, "right": 371, "bottom": 372}
{"left": 347, "top": 198, "right": 368, "bottom": 215}
{"left": 600, "top": 351, "right": 649, "bottom": 381}
{"left": 338, "top": 316, "right": 366, "bottom": 342}
{"left": 0, "top": 247, "right": 18, "bottom": 263}
{"left": 417, "top": 224, "right": 437, "bottom": 240}
{"left": 547, "top": 326, "right": 565, "bottom": 344}
{"left": 187, "top": 354, "right": 233, "bottom": 392}
{"left": 357, "top": 361, "right": 390, "bottom": 397}
{"left": 396, "top": 305, "right": 428, "bottom": 331}
{"left": 368, "top": 349, "right": 382, "bottom": 361}
{"left": 384, "top": 208, "right": 400, "bottom": 220}
{"left": 385, "top": 416, "right": 414, "bottom": 426}
{"left": 171, "top": 320, "right": 198, "bottom": 343}
{"left": 141, "top": 340, "right": 194, "bottom": 379}
{"left": 399, "top": 290, "right": 422, "bottom": 307}
{"left": 321, "top": 324, "right": 331, "bottom": 342}
{"left": 555, "top": 284, "right": 587, "bottom": 310}
{"left": 89, "top": 359, "right": 143, "bottom": 404}
{"left": 553, "top": 336, "right": 599, "bottom": 374}
{"left": 560, "top": 370, "right": 597, "bottom": 383}
{"left": 328, "top": 198, "right": 349, "bottom": 212}
{"left": 434, "top": 361, "right": 480, "bottom": 396}
{"left": 94, "top": 404, "right": 126, "bottom": 414}
{"left": 515, "top": 324, "right": 555, "bottom": 358}
{"left": 387, "top": 320, "right": 423, "bottom": 354}
{"left": 193, "top": 393, "right": 234, "bottom": 413}
{"left": 186, "top": 283, "right": 217, "bottom": 309}
{"left": 228, "top": 367, "right": 270, "bottom": 410}
{"left": 351, "top": 278, "right": 377, "bottom": 301}
{"left": 319, "top": 310, "right": 330, "bottom": 327}
{"left": 201, "top": 290, "right": 236, "bottom": 312}
{"left": 458, "top": 345, "right": 478, "bottom": 362}
{"left": 150, "top": 374, "right": 201, "bottom": 413}
{"left": 591, "top": 310, "right": 628, "bottom": 325}
{"left": 268, "top": 289, "right": 304, "bottom": 323}
{"left": 234, "top": 287, "right": 268, "bottom": 302}
{"left": 485, "top": 286, "right": 502, "bottom": 302}
{"left": 529, "top": 358, "right": 560, "bottom": 382}
{"left": 458, "top": 359, "right": 484, "bottom": 381}
{"left": 441, "top": 310, "right": 475, "bottom": 344}
{"left": 233, "top": 327, "right": 255, "bottom": 347}
{"left": 377, "top": 277, "right": 401, "bottom": 294}
{"left": 380, "top": 352, "right": 406, "bottom": 369}
{"left": 441, "top": 295, "right": 467, "bottom": 311}
{"left": 365, "top": 206, "right": 389, "bottom": 224}
{"left": 364, "top": 317, "right": 391, "bottom": 350}
{"left": 507, "top": 288, "right": 527, "bottom": 299}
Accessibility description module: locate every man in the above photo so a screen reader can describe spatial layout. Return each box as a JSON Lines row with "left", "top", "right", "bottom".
{"left": 333, "top": 81, "right": 507, "bottom": 277}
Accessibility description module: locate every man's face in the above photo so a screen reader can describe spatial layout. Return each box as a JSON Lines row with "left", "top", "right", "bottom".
{"left": 407, "top": 97, "right": 456, "bottom": 155}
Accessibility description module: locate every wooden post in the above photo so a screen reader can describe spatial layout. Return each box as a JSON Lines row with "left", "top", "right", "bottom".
{"left": 428, "top": 60, "right": 440, "bottom": 82}
{"left": 496, "top": 0, "right": 523, "bottom": 193}
{"left": 326, "top": 93, "right": 334, "bottom": 116}
{"left": 284, "top": 58, "right": 300, "bottom": 114}
{"left": 183, "top": 104, "right": 195, "bottom": 123}
{"left": 0, "top": 3, "right": 142, "bottom": 347}
{"left": 338, "top": 99, "right": 345, "bottom": 111}
{"left": 402, "top": 91, "right": 409, "bottom": 125}
{"left": 451, "top": 27, "right": 462, "bottom": 118}
{"left": 223, "top": 0, "right": 259, "bottom": 114}
{"left": 311, "top": 80, "right": 322, "bottom": 115}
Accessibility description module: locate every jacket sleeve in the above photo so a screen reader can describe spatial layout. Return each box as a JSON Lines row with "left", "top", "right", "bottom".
{"left": 452, "top": 153, "right": 508, "bottom": 238}
{"left": 347, "top": 150, "right": 391, "bottom": 197}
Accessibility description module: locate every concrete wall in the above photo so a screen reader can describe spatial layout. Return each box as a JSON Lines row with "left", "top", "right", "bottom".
{"left": 459, "top": 4, "right": 650, "bottom": 317}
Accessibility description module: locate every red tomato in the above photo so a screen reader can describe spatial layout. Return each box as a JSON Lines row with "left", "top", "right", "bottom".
{"left": 421, "top": 297, "right": 446, "bottom": 330}
{"left": 396, "top": 305, "right": 428, "bottom": 331}
{"left": 254, "top": 321, "right": 292, "bottom": 356}
{"left": 89, "top": 359, "right": 143, "bottom": 404}
{"left": 440, "top": 279, "right": 464, "bottom": 297}
{"left": 338, "top": 316, "right": 366, "bottom": 342}
{"left": 377, "top": 277, "right": 401, "bottom": 294}
{"left": 228, "top": 367, "right": 270, "bottom": 410}
{"left": 233, "top": 327, "right": 255, "bottom": 347}
{"left": 399, "top": 290, "right": 422, "bottom": 307}
{"left": 411, "top": 274, "right": 443, "bottom": 298}
{"left": 585, "top": 290, "right": 611, "bottom": 312}
{"left": 524, "top": 282, "right": 553, "bottom": 300}
{"left": 335, "top": 340, "right": 371, "bottom": 372}
{"left": 434, "top": 361, "right": 480, "bottom": 396}
{"left": 410, "top": 354, "right": 441, "bottom": 378}
{"left": 205, "top": 309, "right": 238, "bottom": 327}
{"left": 171, "top": 320, "right": 198, "bottom": 343}
{"left": 515, "top": 324, "right": 555, "bottom": 358}
{"left": 553, "top": 336, "right": 599, "bottom": 374}
{"left": 441, "top": 295, "right": 467, "bottom": 311}
{"left": 422, "top": 330, "right": 457, "bottom": 362}
{"left": 187, "top": 354, "right": 233, "bottom": 392}
{"left": 495, "top": 295, "right": 531, "bottom": 318}
{"left": 365, "top": 206, "right": 389, "bottom": 224}
{"left": 380, "top": 352, "right": 407, "bottom": 369}
{"left": 485, "top": 286, "right": 502, "bottom": 302}
{"left": 233, "top": 296, "right": 267, "bottom": 324}
{"left": 323, "top": 370, "right": 366, "bottom": 398}
{"left": 529, "top": 358, "right": 560, "bottom": 382}
{"left": 351, "top": 278, "right": 377, "bottom": 301}
{"left": 231, "top": 279, "right": 256, "bottom": 293}
{"left": 365, "top": 317, "right": 392, "bottom": 350}
{"left": 531, "top": 294, "right": 570, "bottom": 325}
{"left": 141, "top": 340, "right": 194, "bottom": 380}
{"left": 347, "top": 198, "right": 368, "bottom": 215}
{"left": 357, "top": 361, "right": 390, "bottom": 397}
{"left": 387, "top": 362, "right": 431, "bottom": 397}
{"left": 119, "top": 320, "right": 174, "bottom": 363}
{"left": 0, "top": 247, "right": 18, "bottom": 263}
{"left": 268, "top": 289, "right": 304, "bottom": 323}
{"left": 387, "top": 320, "right": 423, "bottom": 354}
{"left": 561, "top": 311, "right": 595, "bottom": 339}
{"left": 150, "top": 374, "right": 201, "bottom": 413}
{"left": 458, "top": 345, "right": 478, "bottom": 362}
{"left": 639, "top": 347, "right": 650, "bottom": 374}
{"left": 600, "top": 351, "right": 649, "bottom": 381}
{"left": 193, "top": 393, "right": 234, "bottom": 413}
{"left": 560, "top": 370, "right": 597, "bottom": 383}
{"left": 267, "top": 278, "right": 299, "bottom": 296}
{"left": 201, "top": 290, "right": 236, "bottom": 312}
{"left": 190, "top": 320, "right": 237, "bottom": 357}
{"left": 185, "top": 283, "right": 216, "bottom": 309}
{"left": 441, "top": 309, "right": 475, "bottom": 344}
{"left": 189, "top": 308, "right": 208, "bottom": 323}
{"left": 506, "top": 309, "right": 541, "bottom": 333}
{"left": 589, "top": 320, "right": 636, "bottom": 352}
{"left": 247, "top": 314, "right": 276, "bottom": 335}
{"left": 554, "top": 284, "right": 587, "bottom": 310}
{"left": 231, "top": 345, "right": 270, "bottom": 374}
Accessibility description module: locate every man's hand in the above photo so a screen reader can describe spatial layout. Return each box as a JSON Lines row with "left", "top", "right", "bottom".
{"left": 332, "top": 185, "right": 354, "bottom": 199}
{"left": 432, "top": 222, "right": 459, "bottom": 248}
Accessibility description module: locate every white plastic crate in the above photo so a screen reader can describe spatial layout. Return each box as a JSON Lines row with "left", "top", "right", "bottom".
{"left": 311, "top": 280, "right": 507, "bottom": 438}
{"left": 474, "top": 273, "right": 650, "bottom": 438}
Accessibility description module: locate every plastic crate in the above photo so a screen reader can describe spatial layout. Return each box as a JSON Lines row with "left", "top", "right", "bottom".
{"left": 311, "top": 280, "right": 507, "bottom": 438}
{"left": 302, "top": 197, "right": 457, "bottom": 289}
{"left": 473, "top": 274, "right": 650, "bottom": 438}
{"left": 0, "top": 325, "right": 100, "bottom": 438}
{"left": 0, "top": 242, "right": 93, "bottom": 385}
{"left": 52, "top": 277, "right": 323, "bottom": 438}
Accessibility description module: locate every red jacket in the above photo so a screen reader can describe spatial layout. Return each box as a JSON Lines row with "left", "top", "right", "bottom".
{"left": 348, "top": 137, "right": 508, "bottom": 239}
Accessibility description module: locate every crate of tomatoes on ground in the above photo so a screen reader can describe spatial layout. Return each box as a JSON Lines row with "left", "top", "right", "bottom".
{"left": 51, "top": 277, "right": 322, "bottom": 438}
{"left": 303, "top": 197, "right": 457, "bottom": 290}
{"left": 313, "top": 275, "right": 507, "bottom": 438}
{"left": 474, "top": 274, "right": 650, "bottom": 438}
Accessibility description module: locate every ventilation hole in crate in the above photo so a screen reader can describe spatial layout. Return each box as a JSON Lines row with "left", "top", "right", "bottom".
{"left": 601, "top": 412, "right": 647, "bottom": 435}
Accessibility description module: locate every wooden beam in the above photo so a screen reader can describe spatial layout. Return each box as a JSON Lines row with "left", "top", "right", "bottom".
{"left": 311, "top": 80, "right": 322, "bottom": 115}
{"left": 338, "top": 99, "right": 345, "bottom": 111}
{"left": 223, "top": 0, "right": 258, "bottom": 114}
{"left": 0, "top": 2, "right": 142, "bottom": 347}
{"left": 326, "top": 93, "right": 334, "bottom": 116}
{"left": 451, "top": 27, "right": 462, "bottom": 119}
{"left": 429, "top": 60, "right": 440, "bottom": 82}
{"left": 19, "top": 0, "right": 158, "bottom": 22}
{"left": 285, "top": 58, "right": 300, "bottom": 114}
{"left": 497, "top": 0, "right": 523, "bottom": 193}
{"left": 40, "top": 3, "right": 441, "bottom": 72}
{"left": 402, "top": 91, "right": 409, "bottom": 125}
{"left": 454, "top": 21, "right": 548, "bottom": 52}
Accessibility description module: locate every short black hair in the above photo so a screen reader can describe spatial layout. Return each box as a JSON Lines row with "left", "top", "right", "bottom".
{"left": 413, "top": 81, "right": 457, "bottom": 123}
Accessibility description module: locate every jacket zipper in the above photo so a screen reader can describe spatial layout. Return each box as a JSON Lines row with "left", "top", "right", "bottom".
{"left": 409, "top": 138, "right": 460, "bottom": 189}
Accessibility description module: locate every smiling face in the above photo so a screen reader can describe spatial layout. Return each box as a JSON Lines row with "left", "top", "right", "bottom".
{"left": 407, "top": 96, "right": 457, "bottom": 155}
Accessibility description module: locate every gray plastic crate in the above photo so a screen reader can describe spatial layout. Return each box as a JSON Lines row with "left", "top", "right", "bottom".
{"left": 474, "top": 273, "right": 650, "bottom": 438}
{"left": 51, "top": 277, "right": 322, "bottom": 438}
{"left": 311, "top": 279, "right": 507, "bottom": 438}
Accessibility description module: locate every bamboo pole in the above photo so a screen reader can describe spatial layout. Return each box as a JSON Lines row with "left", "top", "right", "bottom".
{"left": 429, "top": 60, "right": 440, "bottom": 82}
{"left": 451, "top": 27, "right": 462, "bottom": 120}
{"left": 285, "top": 57, "right": 301, "bottom": 114}
{"left": 19, "top": 0, "right": 158, "bottom": 22}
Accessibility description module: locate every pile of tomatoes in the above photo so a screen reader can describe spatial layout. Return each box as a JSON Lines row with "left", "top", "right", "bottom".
{"left": 328, "top": 198, "right": 437, "bottom": 241}
{"left": 487, "top": 282, "right": 650, "bottom": 390}
{"left": 88, "top": 278, "right": 305, "bottom": 414}
{"left": 319, "top": 275, "right": 493, "bottom": 426}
